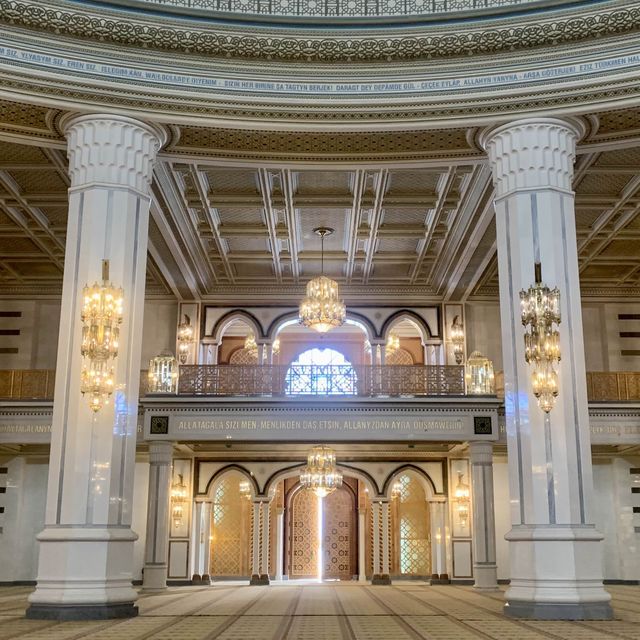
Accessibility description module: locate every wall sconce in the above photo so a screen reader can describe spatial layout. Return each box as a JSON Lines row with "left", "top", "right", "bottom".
{"left": 177, "top": 314, "right": 194, "bottom": 364}
{"left": 450, "top": 316, "right": 465, "bottom": 365}
{"left": 520, "top": 262, "right": 561, "bottom": 413}
{"left": 465, "top": 351, "right": 495, "bottom": 395}
{"left": 272, "top": 337, "right": 280, "bottom": 357}
{"left": 80, "top": 259, "right": 123, "bottom": 412}
{"left": 454, "top": 471, "right": 470, "bottom": 528}
{"left": 390, "top": 480, "right": 402, "bottom": 500}
{"left": 148, "top": 351, "right": 178, "bottom": 394}
{"left": 171, "top": 473, "right": 188, "bottom": 527}
{"left": 239, "top": 480, "right": 252, "bottom": 500}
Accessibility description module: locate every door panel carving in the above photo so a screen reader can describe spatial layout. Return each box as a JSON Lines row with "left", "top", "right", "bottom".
{"left": 289, "top": 487, "right": 319, "bottom": 578}
{"left": 323, "top": 486, "right": 356, "bottom": 579}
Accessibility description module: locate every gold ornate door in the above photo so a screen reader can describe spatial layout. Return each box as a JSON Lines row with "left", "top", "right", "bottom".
{"left": 289, "top": 487, "right": 319, "bottom": 578}
{"left": 322, "top": 486, "right": 356, "bottom": 580}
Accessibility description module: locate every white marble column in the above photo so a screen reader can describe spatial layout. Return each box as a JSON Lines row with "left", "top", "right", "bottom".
{"left": 142, "top": 441, "right": 173, "bottom": 591}
{"left": 249, "top": 500, "right": 269, "bottom": 584}
{"left": 275, "top": 508, "right": 284, "bottom": 581}
{"left": 482, "top": 118, "right": 612, "bottom": 619}
{"left": 428, "top": 499, "right": 448, "bottom": 583}
{"left": 358, "top": 510, "right": 367, "bottom": 582}
{"left": 27, "top": 115, "right": 163, "bottom": 620}
{"left": 201, "top": 502, "right": 212, "bottom": 584}
{"left": 469, "top": 442, "right": 498, "bottom": 590}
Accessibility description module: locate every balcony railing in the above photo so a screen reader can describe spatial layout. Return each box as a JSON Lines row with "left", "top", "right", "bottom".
{"left": 176, "top": 364, "right": 466, "bottom": 397}
{"left": 3, "top": 368, "right": 640, "bottom": 402}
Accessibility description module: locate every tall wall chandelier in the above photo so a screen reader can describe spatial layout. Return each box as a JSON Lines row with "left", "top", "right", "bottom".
{"left": 300, "top": 445, "right": 343, "bottom": 498}
{"left": 453, "top": 471, "right": 470, "bottom": 528}
{"left": 385, "top": 333, "right": 400, "bottom": 355}
{"left": 299, "top": 227, "right": 346, "bottom": 334}
{"left": 520, "top": 263, "right": 561, "bottom": 413}
{"left": 80, "top": 260, "right": 123, "bottom": 412}
{"left": 244, "top": 332, "right": 257, "bottom": 354}
{"left": 450, "top": 316, "right": 465, "bottom": 364}
{"left": 148, "top": 351, "right": 178, "bottom": 394}
{"left": 171, "top": 473, "right": 188, "bottom": 527}
{"left": 177, "top": 315, "right": 194, "bottom": 364}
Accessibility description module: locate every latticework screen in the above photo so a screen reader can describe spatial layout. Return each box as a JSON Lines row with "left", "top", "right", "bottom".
{"left": 394, "top": 473, "right": 430, "bottom": 576}
{"left": 210, "top": 472, "right": 252, "bottom": 576}
{"left": 386, "top": 348, "right": 414, "bottom": 365}
{"left": 229, "top": 348, "right": 258, "bottom": 364}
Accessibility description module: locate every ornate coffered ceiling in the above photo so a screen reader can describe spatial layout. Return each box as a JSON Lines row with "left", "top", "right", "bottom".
{"left": 2, "top": 130, "right": 640, "bottom": 302}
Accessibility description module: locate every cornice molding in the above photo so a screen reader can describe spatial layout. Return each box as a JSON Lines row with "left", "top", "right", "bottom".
{"left": 0, "top": 0, "right": 638, "bottom": 63}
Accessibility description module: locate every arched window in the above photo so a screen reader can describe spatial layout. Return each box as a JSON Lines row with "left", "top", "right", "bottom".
{"left": 285, "top": 348, "right": 356, "bottom": 395}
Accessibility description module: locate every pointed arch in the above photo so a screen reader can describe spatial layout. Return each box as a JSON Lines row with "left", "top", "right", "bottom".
{"left": 210, "top": 310, "right": 264, "bottom": 342}
{"left": 382, "top": 464, "right": 438, "bottom": 499}
{"left": 381, "top": 310, "right": 434, "bottom": 344}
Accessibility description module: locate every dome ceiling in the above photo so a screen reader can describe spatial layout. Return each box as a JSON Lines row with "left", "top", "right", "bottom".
{"left": 91, "top": 0, "right": 582, "bottom": 22}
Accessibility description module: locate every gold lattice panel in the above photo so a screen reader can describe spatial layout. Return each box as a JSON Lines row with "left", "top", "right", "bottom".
{"left": 210, "top": 474, "right": 251, "bottom": 576}
{"left": 229, "top": 348, "right": 258, "bottom": 364}
{"left": 386, "top": 348, "right": 414, "bottom": 365}
{"left": 322, "top": 487, "right": 355, "bottom": 579}
{"left": 290, "top": 488, "right": 319, "bottom": 578}
{"left": 395, "top": 474, "right": 430, "bottom": 576}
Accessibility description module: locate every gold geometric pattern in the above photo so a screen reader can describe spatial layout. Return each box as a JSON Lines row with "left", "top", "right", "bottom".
{"left": 394, "top": 473, "right": 430, "bottom": 576}
{"left": 322, "top": 487, "right": 355, "bottom": 579}
{"left": 210, "top": 473, "right": 252, "bottom": 576}
{"left": 2, "top": 585, "right": 639, "bottom": 639}
{"left": 289, "top": 487, "right": 319, "bottom": 578}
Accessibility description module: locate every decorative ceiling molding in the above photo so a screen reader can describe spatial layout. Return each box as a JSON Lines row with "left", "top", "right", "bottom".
{"left": 0, "top": 0, "right": 638, "bottom": 63}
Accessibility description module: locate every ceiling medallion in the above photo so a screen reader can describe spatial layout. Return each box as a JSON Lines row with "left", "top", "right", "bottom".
{"left": 299, "top": 227, "right": 346, "bottom": 334}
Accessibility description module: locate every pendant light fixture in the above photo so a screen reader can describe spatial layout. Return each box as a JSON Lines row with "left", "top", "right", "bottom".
{"left": 299, "top": 227, "right": 346, "bottom": 334}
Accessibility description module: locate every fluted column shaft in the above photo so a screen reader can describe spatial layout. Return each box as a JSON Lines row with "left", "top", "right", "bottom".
{"left": 142, "top": 441, "right": 174, "bottom": 591}
{"left": 482, "top": 118, "right": 611, "bottom": 620}
{"left": 469, "top": 442, "right": 498, "bottom": 590}
{"left": 371, "top": 501, "right": 391, "bottom": 585}
{"left": 27, "top": 115, "right": 164, "bottom": 621}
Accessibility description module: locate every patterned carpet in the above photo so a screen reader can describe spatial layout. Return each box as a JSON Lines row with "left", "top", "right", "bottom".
{"left": 0, "top": 583, "right": 639, "bottom": 639}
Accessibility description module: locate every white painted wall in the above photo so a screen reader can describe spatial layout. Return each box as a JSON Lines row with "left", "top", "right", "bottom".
{"left": 0, "top": 456, "right": 149, "bottom": 583}
{"left": 0, "top": 456, "right": 48, "bottom": 582}
{"left": 492, "top": 456, "right": 511, "bottom": 581}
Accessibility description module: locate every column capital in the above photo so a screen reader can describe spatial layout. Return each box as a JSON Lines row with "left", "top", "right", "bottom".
{"left": 148, "top": 440, "right": 174, "bottom": 465}
{"left": 480, "top": 117, "right": 585, "bottom": 198}
{"left": 61, "top": 113, "right": 167, "bottom": 192}
{"left": 468, "top": 440, "right": 494, "bottom": 465}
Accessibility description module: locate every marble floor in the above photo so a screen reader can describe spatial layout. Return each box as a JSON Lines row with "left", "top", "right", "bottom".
{"left": 1, "top": 583, "right": 639, "bottom": 640}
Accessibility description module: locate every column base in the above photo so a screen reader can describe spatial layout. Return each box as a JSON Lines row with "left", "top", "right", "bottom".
{"left": 504, "top": 601, "right": 613, "bottom": 620}
{"left": 473, "top": 564, "right": 499, "bottom": 590}
{"left": 371, "top": 574, "right": 391, "bottom": 585}
{"left": 504, "top": 525, "right": 612, "bottom": 621}
{"left": 26, "top": 603, "right": 138, "bottom": 621}
{"left": 249, "top": 574, "right": 270, "bottom": 585}
{"left": 430, "top": 574, "right": 451, "bottom": 585}
{"left": 142, "top": 564, "right": 168, "bottom": 591}
{"left": 28, "top": 526, "right": 139, "bottom": 619}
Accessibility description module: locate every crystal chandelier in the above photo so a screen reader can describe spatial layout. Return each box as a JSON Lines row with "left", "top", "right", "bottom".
{"left": 171, "top": 473, "right": 188, "bottom": 527}
{"left": 300, "top": 445, "right": 343, "bottom": 498}
{"left": 148, "top": 351, "right": 178, "bottom": 393}
{"left": 391, "top": 480, "right": 402, "bottom": 500}
{"left": 299, "top": 227, "right": 346, "bottom": 334}
{"left": 244, "top": 332, "right": 257, "bottom": 354}
{"left": 272, "top": 337, "right": 280, "bottom": 356}
{"left": 450, "top": 316, "right": 465, "bottom": 364}
{"left": 520, "top": 263, "right": 561, "bottom": 413}
{"left": 80, "top": 260, "right": 123, "bottom": 412}
{"left": 239, "top": 479, "right": 252, "bottom": 500}
{"left": 453, "top": 471, "right": 470, "bottom": 528}
{"left": 385, "top": 333, "right": 400, "bottom": 355}
{"left": 177, "top": 315, "right": 194, "bottom": 364}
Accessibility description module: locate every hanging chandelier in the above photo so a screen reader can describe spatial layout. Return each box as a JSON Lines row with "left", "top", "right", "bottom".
{"left": 520, "top": 262, "right": 561, "bottom": 413}
{"left": 385, "top": 333, "right": 400, "bottom": 355}
{"left": 299, "top": 227, "right": 346, "bottom": 334}
{"left": 450, "top": 316, "right": 465, "bottom": 365}
{"left": 272, "top": 337, "right": 280, "bottom": 356}
{"left": 244, "top": 332, "right": 258, "bottom": 354}
{"left": 177, "top": 315, "right": 194, "bottom": 364}
{"left": 80, "top": 260, "right": 123, "bottom": 412}
{"left": 300, "top": 445, "right": 343, "bottom": 498}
